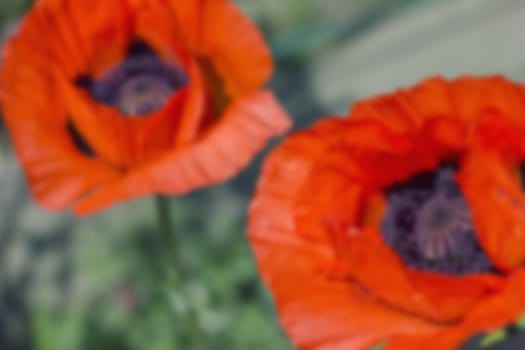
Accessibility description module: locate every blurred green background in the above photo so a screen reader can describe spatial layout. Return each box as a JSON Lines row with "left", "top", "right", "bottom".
{"left": 2, "top": 0, "right": 525, "bottom": 349}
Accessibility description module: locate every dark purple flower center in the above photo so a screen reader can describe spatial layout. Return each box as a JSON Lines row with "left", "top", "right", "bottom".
{"left": 380, "top": 164, "right": 495, "bottom": 275}
{"left": 76, "top": 40, "right": 187, "bottom": 116}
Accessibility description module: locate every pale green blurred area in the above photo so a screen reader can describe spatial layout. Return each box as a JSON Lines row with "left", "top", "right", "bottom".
{"left": 2, "top": 0, "right": 525, "bottom": 349}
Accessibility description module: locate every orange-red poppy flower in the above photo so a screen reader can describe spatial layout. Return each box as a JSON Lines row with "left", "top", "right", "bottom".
{"left": 1, "top": 0, "right": 290, "bottom": 215}
{"left": 249, "top": 76, "right": 525, "bottom": 350}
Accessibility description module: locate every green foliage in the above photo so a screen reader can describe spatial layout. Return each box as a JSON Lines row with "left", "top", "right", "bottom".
{"left": 29, "top": 193, "right": 292, "bottom": 350}
{"left": 481, "top": 330, "right": 508, "bottom": 348}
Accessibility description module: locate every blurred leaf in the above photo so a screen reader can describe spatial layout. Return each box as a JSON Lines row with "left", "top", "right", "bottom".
{"left": 34, "top": 308, "right": 84, "bottom": 350}
{"left": 481, "top": 329, "right": 508, "bottom": 348}
{"left": 517, "top": 314, "right": 525, "bottom": 329}
{"left": 370, "top": 342, "right": 387, "bottom": 350}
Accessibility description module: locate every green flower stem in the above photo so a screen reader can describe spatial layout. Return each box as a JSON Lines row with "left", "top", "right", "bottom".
{"left": 155, "top": 196, "right": 179, "bottom": 268}
{"left": 154, "top": 195, "right": 204, "bottom": 349}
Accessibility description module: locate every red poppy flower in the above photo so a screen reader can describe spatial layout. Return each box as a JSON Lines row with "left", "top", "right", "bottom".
{"left": 249, "top": 76, "right": 525, "bottom": 350}
{"left": 1, "top": 0, "right": 290, "bottom": 215}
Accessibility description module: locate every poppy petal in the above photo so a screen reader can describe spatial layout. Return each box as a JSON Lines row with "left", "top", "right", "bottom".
{"left": 460, "top": 150, "right": 525, "bottom": 270}
{"left": 131, "top": 0, "right": 190, "bottom": 67}
{"left": 350, "top": 77, "right": 454, "bottom": 133}
{"left": 385, "top": 270, "right": 525, "bottom": 350}
{"left": 32, "top": 0, "right": 133, "bottom": 77}
{"left": 1, "top": 67, "right": 119, "bottom": 209}
{"left": 280, "top": 271, "right": 441, "bottom": 350}
{"left": 73, "top": 90, "right": 290, "bottom": 214}
{"left": 174, "top": 58, "right": 207, "bottom": 146}
{"left": 65, "top": 0, "right": 133, "bottom": 77}
{"left": 6, "top": 122, "right": 120, "bottom": 210}
{"left": 170, "top": 0, "right": 272, "bottom": 95}
{"left": 57, "top": 75, "right": 137, "bottom": 168}
{"left": 331, "top": 225, "right": 503, "bottom": 323}
{"left": 450, "top": 76, "right": 525, "bottom": 127}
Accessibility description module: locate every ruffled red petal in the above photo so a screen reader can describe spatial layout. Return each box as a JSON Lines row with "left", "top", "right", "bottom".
{"left": 74, "top": 90, "right": 290, "bottom": 214}
{"left": 31, "top": 0, "right": 133, "bottom": 77}
{"left": 130, "top": 0, "right": 189, "bottom": 66}
{"left": 386, "top": 270, "right": 525, "bottom": 350}
{"left": 460, "top": 153, "right": 525, "bottom": 270}
{"left": 333, "top": 225, "right": 503, "bottom": 323}
{"left": 169, "top": 0, "right": 272, "bottom": 95}
{"left": 1, "top": 57, "right": 119, "bottom": 209}
{"left": 351, "top": 76, "right": 525, "bottom": 134}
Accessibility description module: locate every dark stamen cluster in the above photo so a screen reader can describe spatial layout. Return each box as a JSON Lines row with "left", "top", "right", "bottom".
{"left": 380, "top": 164, "right": 494, "bottom": 275}
{"left": 77, "top": 40, "right": 187, "bottom": 116}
